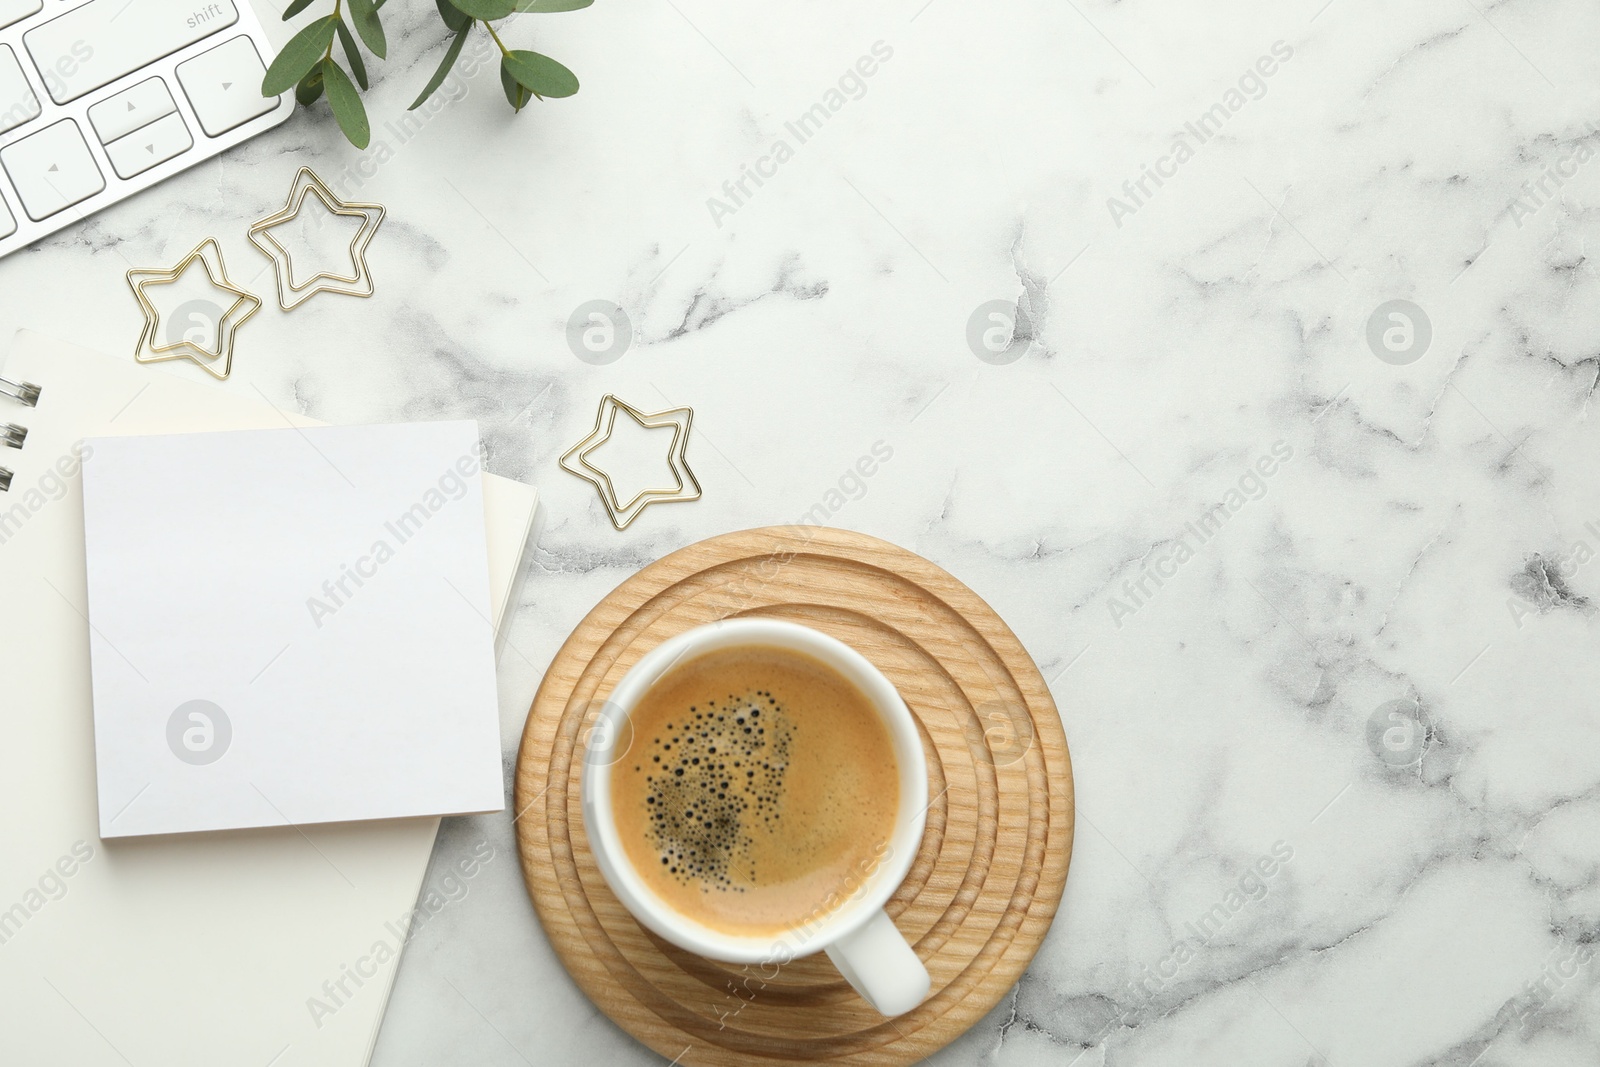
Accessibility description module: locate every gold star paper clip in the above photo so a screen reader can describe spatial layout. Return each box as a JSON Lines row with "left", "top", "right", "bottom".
{"left": 559, "top": 395, "right": 702, "bottom": 530}
{"left": 126, "top": 238, "right": 261, "bottom": 381}
{"left": 247, "top": 167, "right": 386, "bottom": 311}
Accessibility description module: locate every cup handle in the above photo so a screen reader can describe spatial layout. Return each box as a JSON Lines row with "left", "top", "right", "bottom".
{"left": 824, "top": 909, "right": 930, "bottom": 1016}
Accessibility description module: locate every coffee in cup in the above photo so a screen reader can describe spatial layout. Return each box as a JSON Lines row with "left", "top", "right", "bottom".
{"left": 611, "top": 645, "right": 899, "bottom": 935}
{"left": 583, "top": 618, "right": 932, "bottom": 1016}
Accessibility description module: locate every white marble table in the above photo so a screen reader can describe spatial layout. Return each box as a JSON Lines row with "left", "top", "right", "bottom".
{"left": 5, "top": 0, "right": 1598, "bottom": 1063}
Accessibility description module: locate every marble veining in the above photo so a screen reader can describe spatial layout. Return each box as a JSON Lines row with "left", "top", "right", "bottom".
{"left": 4, "top": 0, "right": 1599, "bottom": 1063}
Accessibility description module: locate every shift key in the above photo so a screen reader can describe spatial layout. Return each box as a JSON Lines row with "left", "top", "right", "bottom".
{"left": 24, "top": 0, "right": 237, "bottom": 104}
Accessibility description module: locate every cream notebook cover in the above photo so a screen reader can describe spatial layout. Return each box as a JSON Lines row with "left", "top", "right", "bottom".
{"left": 0, "top": 332, "right": 538, "bottom": 1066}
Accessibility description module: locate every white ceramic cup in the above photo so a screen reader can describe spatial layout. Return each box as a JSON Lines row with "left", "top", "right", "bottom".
{"left": 581, "top": 617, "right": 932, "bottom": 1016}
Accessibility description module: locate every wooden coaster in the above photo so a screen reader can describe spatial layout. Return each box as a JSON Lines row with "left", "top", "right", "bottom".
{"left": 514, "top": 527, "right": 1073, "bottom": 1065}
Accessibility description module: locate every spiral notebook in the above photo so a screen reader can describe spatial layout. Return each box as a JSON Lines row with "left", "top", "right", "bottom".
{"left": 0, "top": 331, "right": 539, "bottom": 1067}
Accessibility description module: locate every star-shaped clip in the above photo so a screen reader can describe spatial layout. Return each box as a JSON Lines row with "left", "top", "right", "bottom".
{"left": 126, "top": 238, "right": 261, "bottom": 381}
{"left": 560, "top": 395, "right": 702, "bottom": 530}
{"left": 247, "top": 167, "right": 385, "bottom": 311}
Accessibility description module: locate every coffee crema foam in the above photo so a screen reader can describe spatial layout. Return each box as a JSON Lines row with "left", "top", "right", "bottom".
{"left": 611, "top": 645, "right": 900, "bottom": 936}
{"left": 638, "top": 688, "right": 794, "bottom": 889}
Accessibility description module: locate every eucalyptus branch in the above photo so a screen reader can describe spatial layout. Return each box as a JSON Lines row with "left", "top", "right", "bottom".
{"left": 260, "top": 0, "right": 590, "bottom": 149}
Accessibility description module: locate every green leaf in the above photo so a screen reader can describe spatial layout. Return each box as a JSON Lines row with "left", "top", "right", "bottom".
{"left": 346, "top": 0, "right": 386, "bottom": 59}
{"left": 500, "top": 59, "right": 532, "bottom": 111}
{"left": 262, "top": 17, "right": 337, "bottom": 96}
{"left": 322, "top": 59, "right": 370, "bottom": 148}
{"left": 335, "top": 19, "right": 367, "bottom": 89}
{"left": 446, "top": 0, "right": 514, "bottom": 19}
{"left": 513, "top": 0, "right": 593, "bottom": 11}
{"left": 502, "top": 49, "right": 578, "bottom": 98}
{"left": 281, "top": 0, "right": 316, "bottom": 20}
{"left": 435, "top": 0, "right": 470, "bottom": 31}
{"left": 409, "top": 26, "right": 470, "bottom": 110}
{"left": 295, "top": 69, "right": 324, "bottom": 105}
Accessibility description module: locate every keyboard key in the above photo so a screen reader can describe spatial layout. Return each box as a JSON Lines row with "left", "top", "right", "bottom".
{"left": 176, "top": 36, "right": 275, "bottom": 137}
{"left": 0, "top": 45, "right": 40, "bottom": 135}
{"left": 103, "top": 111, "right": 190, "bottom": 178}
{"left": 0, "top": 195, "right": 14, "bottom": 239}
{"left": 0, "top": 120, "right": 104, "bottom": 220}
{"left": 0, "top": 0, "right": 41, "bottom": 31}
{"left": 88, "top": 77, "right": 176, "bottom": 143}
{"left": 23, "top": 0, "right": 238, "bottom": 104}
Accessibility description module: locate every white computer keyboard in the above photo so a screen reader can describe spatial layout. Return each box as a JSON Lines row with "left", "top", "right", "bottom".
{"left": 0, "top": 0, "right": 292, "bottom": 257}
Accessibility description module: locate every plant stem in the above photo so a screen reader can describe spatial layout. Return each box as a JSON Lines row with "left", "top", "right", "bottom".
{"left": 484, "top": 20, "right": 511, "bottom": 58}
{"left": 324, "top": 0, "right": 342, "bottom": 61}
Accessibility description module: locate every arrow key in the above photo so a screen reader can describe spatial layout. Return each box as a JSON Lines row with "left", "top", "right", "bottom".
{"left": 0, "top": 119, "right": 104, "bottom": 220}
{"left": 103, "top": 111, "right": 192, "bottom": 179}
{"left": 88, "top": 78, "right": 178, "bottom": 144}
{"left": 176, "top": 35, "right": 277, "bottom": 138}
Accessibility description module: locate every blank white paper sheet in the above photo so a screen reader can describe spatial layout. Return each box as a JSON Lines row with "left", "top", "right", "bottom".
{"left": 81, "top": 420, "right": 506, "bottom": 838}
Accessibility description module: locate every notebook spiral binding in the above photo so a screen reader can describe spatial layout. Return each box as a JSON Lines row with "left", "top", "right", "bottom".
{"left": 0, "top": 373, "right": 41, "bottom": 494}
